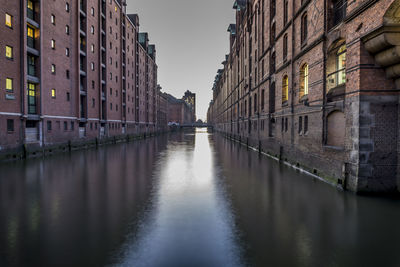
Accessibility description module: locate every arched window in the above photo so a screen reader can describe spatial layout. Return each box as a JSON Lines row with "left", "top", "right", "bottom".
{"left": 326, "top": 42, "right": 346, "bottom": 92}
{"left": 282, "top": 75, "right": 289, "bottom": 103}
{"left": 284, "top": 0, "right": 289, "bottom": 25}
{"left": 299, "top": 63, "right": 309, "bottom": 99}
{"left": 301, "top": 13, "right": 308, "bottom": 44}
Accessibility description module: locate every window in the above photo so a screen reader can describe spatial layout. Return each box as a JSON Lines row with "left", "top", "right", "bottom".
{"left": 299, "top": 116, "right": 303, "bottom": 134}
{"left": 27, "top": 26, "right": 35, "bottom": 48}
{"left": 271, "top": 23, "right": 276, "bottom": 44}
{"left": 337, "top": 45, "right": 346, "bottom": 85}
{"left": 51, "top": 14, "right": 55, "bottom": 25}
{"left": 91, "top": 44, "right": 94, "bottom": 53}
{"left": 283, "top": 34, "right": 288, "bottom": 61}
{"left": 7, "top": 119, "right": 14, "bottom": 132}
{"left": 51, "top": 39, "right": 55, "bottom": 49}
{"left": 47, "top": 121, "right": 52, "bottom": 131}
{"left": 67, "top": 92, "right": 70, "bottom": 101}
{"left": 66, "top": 48, "right": 70, "bottom": 57}
{"left": 92, "top": 98, "right": 95, "bottom": 107}
{"left": 300, "top": 63, "right": 309, "bottom": 98}
{"left": 71, "top": 122, "right": 74, "bottom": 131}
{"left": 66, "top": 25, "right": 70, "bottom": 35}
{"left": 27, "top": 0, "right": 34, "bottom": 20}
{"left": 92, "top": 80, "right": 95, "bottom": 89}
{"left": 327, "top": 43, "right": 346, "bottom": 91}
{"left": 51, "top": 64, "right": 56, "bottom": 74}
{"left": 91, "top": 7, "right": 95, "bottom": 16}
{"left": 271, "top": 52, "right": 276, "bottom": 73}
{"left": 5, "top": 13, "right": 12, "bottom": 28}
{"left": 271, "top": 0, "right": 276, "bottom": 18}
{"left": 110, "top": 103, "right": 112, "bottom": 110}
{"left": 285, "top": 118, "right": 288, "bottom": 132}
{"left": 51, "top": 89, "right": 56, "bottom": 98}
{"left": 254, "top": 94, "right": 257, "bottom": 113}
{"left": 66, "top": 70, "right": 70, "bottom": 79}
{"left": 64, "top": 121, "right": 68, "bottom": 131}
{"left": 66, "top": 3, "right": 70, "bottom": 12}
{"left": 28, "top": 83, "right": 36, "bottom": 114}
{"left": 282, "top": 75, "right": 289, "bottom": 103}
{"left": 304, "top": 116, "right": 308, "bottom": 134}
{"left": 5, "top": 45, "right": 13, "bottom": 59}
{"left": 261, "top": 89, "right": 265, "bottom": 111}
{"left": 284, "top": 0, "right": 288, "bottom": 25}
{"left": 91, "top": 25, "right": 94, "bottom": 34}
{"left": 301, "top": 13, "right": 308, "bottom": 44}
{"left": 330, "top": 0, "right": 347, "bottom": 29}
{"left": 28, "top": 55, "right": 36, "bottom": 76}
{"left": 91, "top": 62, "right": 94, "bottom": 71}
{"left": 6, "top": 78, "right": 13, "bottom": 92}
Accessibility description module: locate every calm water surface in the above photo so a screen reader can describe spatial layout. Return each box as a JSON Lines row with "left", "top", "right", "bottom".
{"left": 1, "top": 129, "right": 400, "bottom": 267}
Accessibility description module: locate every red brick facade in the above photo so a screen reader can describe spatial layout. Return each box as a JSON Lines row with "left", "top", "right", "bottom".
{"left": 208, "top": 0, "right": 400, "bottom": 193}
{"left": 0, "top": 0, "right": 161, "bottom": 152}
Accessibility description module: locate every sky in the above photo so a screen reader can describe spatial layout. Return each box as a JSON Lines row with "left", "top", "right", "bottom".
{"left": 126, "top": 0, "right": 236, "bottom": 121}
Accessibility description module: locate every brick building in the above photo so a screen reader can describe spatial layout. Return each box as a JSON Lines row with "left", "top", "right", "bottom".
{"left": 166, "top": 93, "right": 194, "bottom": 125}
{"left": 182, "top": 90, "right": 196, "bottom": 123}
{"left": 208, "top": 0, "right": 400, "bottom": 193}
{"left": 157, "top": 85, "right": 168, "bottom": 132}
{"left": 0, "top": 0, "right": 161, "bottom": 153}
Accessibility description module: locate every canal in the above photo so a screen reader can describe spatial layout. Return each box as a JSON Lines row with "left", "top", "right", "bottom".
{"left": 1, "top": 129, "right": 400, "bottom": 266}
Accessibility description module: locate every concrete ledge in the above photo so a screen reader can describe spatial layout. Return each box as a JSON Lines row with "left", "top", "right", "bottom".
{"left": 0, "top": 131, "right": 169, "bottom": 163}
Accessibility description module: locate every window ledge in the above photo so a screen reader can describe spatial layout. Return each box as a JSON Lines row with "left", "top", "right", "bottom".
{"left": 323, "top": 145, "right": 345, "bottom": 151}
{"left": 282, "top": 101, "right": 289, "bottom": 107}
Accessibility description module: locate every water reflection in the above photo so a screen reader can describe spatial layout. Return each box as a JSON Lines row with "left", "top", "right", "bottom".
{"left": 116, "top": 129, "right": 242, "bottom": 267}
{"left": 211, "top": 134, "right": 400, "bottom": 267}
{"left": 1, "top": 131, "right": 400, "bottom": 267}
{"left": 0, "top": 137, "right": 168, "bottom": 266}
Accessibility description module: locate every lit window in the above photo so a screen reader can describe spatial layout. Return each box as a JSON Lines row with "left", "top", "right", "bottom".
{"left": 282, "top": 75, "right": 288, "bottom": 103}
{"left": 115, "top": 6, "right": 117, "bottom": 12}
{"left": 91, "top": 44, "right": 94, "bottom": 53}
{"left": 337, "top": 45, "right": 346, "bottom": 85}
{"left": 91, "top": 62, "right": 94, "bottom": 70}
{"left": 91, "top": 25, "right": 94, "bottom": 34}
{"left": 91, "top": 7, "right": 95, "bottom": 16}
{"left": 51, "top": 14, "right": 55, "bottom": 25}
{"left": 5, "top": 45, "right": 13, "bottom": 59}
{"left": 51, "top": 39, "right": 55, "bottom": 49}
{"left": 299, "top": 63, "right": 309, "bottom": 99}
{"left": 66, "top": 48, "right": 70, "bottom": 57}
{"left": 51, "top": 89, "right": 56, "bottom": 98}
{"left": 51, "top": 64, "right": 56, "bottom": 74}
{"left": 6, "top": 78, "right": 13, "bottom": 92}
{"left": 5, "top": 13, "right": 12, "bottom": 27}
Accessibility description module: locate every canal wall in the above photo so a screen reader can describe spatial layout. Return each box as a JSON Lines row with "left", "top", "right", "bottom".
{"left": 218, "top": 130, "right": 351, "bottom": 193}
{"left": 0, "top": 130, "right": 169, "bottom": 162}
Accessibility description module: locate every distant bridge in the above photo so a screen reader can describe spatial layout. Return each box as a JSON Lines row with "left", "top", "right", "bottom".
{"left": 169, "top": 123, "right": 211, "bottom": 128}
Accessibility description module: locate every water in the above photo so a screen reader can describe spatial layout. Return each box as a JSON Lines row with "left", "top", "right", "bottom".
{"left": 1, "top": 129, "right": 400, "bottom": 267}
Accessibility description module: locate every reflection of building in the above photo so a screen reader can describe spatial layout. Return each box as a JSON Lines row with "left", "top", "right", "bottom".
{"left": 166, "top": 94, "right": 193, "bottom": 125}
{"left": 182, "top": 90, "right": 196, "bottom": 122}
{"left": 0, "top": 0, "right": 161, "bottom": 152}
{"left": 208, "top": 0, "right": 400, "bottom": 193}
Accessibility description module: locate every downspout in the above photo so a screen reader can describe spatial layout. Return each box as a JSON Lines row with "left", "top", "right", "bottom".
{"left": 290, "top": 0, "right": 295, "bottom": 146}
{"left": 20, "top": 0, "right": 25, "bottom": 145}
{"left": 322, "top": 0, "right": 328, "bottom": 144}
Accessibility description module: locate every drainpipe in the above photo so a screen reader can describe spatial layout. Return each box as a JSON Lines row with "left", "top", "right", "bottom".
{"left": 290, "top": 0, "right": 295, "bottom": 146}
{"left": 20, "top": 0, "right": 25, "bottom": 145}
{"left": 322, "top": 0, "right": 328, "bottom": 144}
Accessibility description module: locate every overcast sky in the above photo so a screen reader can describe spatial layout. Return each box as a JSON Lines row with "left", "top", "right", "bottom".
{"left": 126, "top": 0, "right": 235, "bottom": 121}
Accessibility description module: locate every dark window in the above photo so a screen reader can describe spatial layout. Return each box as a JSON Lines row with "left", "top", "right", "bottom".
{"left": 47, "top": 121, "right": 52, "bottom": 131}
{"left": 285, "top": 118, "right": 288, "bottom": 132}
{"left": 301, "top": 13, "right": 308, "bottom": 44}
{"left": 71, "top": 121, "right": 74, "bottom": 131}
{"left": 304, "top": 116, "right": 309, "bottom": 133}
{"left": 7, "top": 119, "right": 14, "bottom": 132}
{"left": 330, "top": 0, "right": 347, "bottom": 29}
{"left": 283, "top": 34, "right": 288, "bottom": 61}
{"left": 66, "top": 92, "right": 70, "bottom": 101}
{"left": 299, "top": 116, "right": 303, "bottom": 134}
{"left": 271, "top": 0, "right": 276, "bottom": 18}
{"left": 284, "top": 0, "right": 288, "bottom": 25}
{"left": 64, "top": 121, "right": 68, "bottom": 131}
{"left": 66, "top": 70, "right": 70, "bottom": 79}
